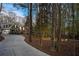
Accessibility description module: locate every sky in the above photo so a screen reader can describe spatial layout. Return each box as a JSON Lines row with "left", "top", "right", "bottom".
{"left": 2, "top": 3, "right": 37, "bottom": 24}
{"left": 3, "top": 3, "right": 28, "bottom": 17}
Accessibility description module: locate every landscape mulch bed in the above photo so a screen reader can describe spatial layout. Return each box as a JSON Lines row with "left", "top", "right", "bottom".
{"left": 24, "top": 37, "right": 79, "bottom": 56}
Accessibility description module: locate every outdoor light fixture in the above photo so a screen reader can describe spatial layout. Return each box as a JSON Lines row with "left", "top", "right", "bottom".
{"left": 15, "top": 25, "right": 16, "bottom": 28}
{"left": 19, "top": 26, "right": 22, "bottom": 30}
{"left": 23, "top": 27, "right": 25, "bottom": 31}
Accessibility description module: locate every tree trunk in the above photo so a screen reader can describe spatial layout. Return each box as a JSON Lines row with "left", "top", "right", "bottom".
{"left": 29, "top": 3, "right": 32, "bottom": 42}
{"left": 71, "top": 4, "right": 75, "bottom": 56}
{"left": 0, "top": 3, "right": 2, "bottom": 34}
{"left": 51, "top": 4, "right": 61, "bottom": 51}
{"left": 56, "top": 4, "right": 61, "bottom": 52}
{"left": 0, "top": 3, "right": 2, "bottom": 12}
{"left": 51, "top": 3, "right": 57, "bottom": 50}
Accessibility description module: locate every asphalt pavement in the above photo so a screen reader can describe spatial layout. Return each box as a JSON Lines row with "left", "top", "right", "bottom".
{"left": 0, "top": 35, "right": 49, "bottom": 56}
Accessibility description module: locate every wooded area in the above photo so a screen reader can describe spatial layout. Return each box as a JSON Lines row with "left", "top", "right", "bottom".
{"left": 24, "top": 3, "right": 79, "bottom": 55}
{"left": 0, "top": 3, "right": 79, "bottom": 56}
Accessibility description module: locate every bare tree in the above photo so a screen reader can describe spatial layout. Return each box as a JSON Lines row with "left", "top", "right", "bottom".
{"left": 29, "top": 3, "right": 32, "bottom": 42}
{"left": 0, "top": 3, "right": 2, "bottom": 12}
{"left": 51, "top": 4, "right": 61, "bottom": 51}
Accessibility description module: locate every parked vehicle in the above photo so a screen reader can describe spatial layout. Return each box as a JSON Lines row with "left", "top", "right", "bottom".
{"left": 2, "top": 30, "right": 10, "bottom": 35}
